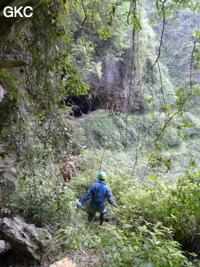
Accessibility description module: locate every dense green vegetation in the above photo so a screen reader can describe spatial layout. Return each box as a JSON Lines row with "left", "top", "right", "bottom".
{"left": 0, "top": 0, "right": 200, "bottom": 266}
{"left": 4, "top": 145, "right": 200, "bottom": 266}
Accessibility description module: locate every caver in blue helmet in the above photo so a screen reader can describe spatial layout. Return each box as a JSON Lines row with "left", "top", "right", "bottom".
{"left": 98, "top": 171, "right": 106, "bottom": 180}
{"left": 77, "top": 172, "right": 117, "bottom": 225}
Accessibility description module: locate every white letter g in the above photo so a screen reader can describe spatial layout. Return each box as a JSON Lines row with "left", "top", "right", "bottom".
{"left": 3, "top": 6, "right": 13, "bottom": 17}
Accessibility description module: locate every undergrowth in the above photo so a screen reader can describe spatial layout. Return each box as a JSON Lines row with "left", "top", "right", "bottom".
{"left": 2, "top": 148, "right": 200, "bottom": 266}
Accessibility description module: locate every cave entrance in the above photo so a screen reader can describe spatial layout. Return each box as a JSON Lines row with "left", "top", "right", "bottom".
{"left": 66, "top": 95, "right": 104, "bottom": 117}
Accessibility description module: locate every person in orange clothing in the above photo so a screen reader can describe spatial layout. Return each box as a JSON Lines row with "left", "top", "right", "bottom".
{"left": 60, "top": 156, "right": 76, "bottom": 184}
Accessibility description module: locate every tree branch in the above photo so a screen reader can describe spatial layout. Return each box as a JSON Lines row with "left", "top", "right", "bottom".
{"left": 137, "top": 0, "right": 167, "bottom": 88}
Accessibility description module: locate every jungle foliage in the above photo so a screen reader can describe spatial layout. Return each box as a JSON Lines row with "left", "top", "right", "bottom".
{"left": 4, "top": 149, "right": 200, "bottom": 266}
{"left": 0, "top": 0, "right": 200, "bottom": 266}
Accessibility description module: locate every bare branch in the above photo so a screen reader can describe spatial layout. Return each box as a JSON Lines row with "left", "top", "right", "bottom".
{"left": 81, "top": 0, "right": 88, "bottom": 34}
{"left": 137, "top": 0, "right": 167, "bottom": 88}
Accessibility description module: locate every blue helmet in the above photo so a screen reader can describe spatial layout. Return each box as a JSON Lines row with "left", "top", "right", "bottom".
{"left": 98, "top": 172, "right": 106, "bottom": 180}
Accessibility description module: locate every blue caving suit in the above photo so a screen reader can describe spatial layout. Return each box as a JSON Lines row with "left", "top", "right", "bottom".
{"left": 80, "top": 180, "right": 117, "bottom": 223}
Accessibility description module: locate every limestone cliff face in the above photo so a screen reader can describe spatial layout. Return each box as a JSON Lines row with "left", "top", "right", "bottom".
{"left": 0, "top": 0, "right": 42, "bottom": 198}
{"left": 0, "top": 0, "right": 42, "bottom": 129}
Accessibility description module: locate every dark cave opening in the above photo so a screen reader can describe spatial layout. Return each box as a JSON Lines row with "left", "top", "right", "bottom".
{"left": 66, "top": 95, "right": 104, "bottom": 117}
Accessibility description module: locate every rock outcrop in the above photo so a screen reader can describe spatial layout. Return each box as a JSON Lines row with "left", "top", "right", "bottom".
{"left": 0, "top": 157, "right": 18, "bottom": 198}
{"left": 0, "top": 217, "right": 51, "bottom": 263}
{"left": 0, "top": 240, "right": 5, "bottom": 253}
{"left": 50, "top": 257, "right": 76, "bottom": 267}
{"left": 0, "top": 170, "right": 18, "bottom": 198}
{"left": 0, "top": 48, "right": 29, "bottom": 68}
{"left": 0, "top": 85, "right": 6, "bottom": 102}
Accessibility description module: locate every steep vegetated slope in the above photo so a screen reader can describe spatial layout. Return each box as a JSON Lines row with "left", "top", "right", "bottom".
{"left": 75, "top": 109, "right": 200, "bottom": 178}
